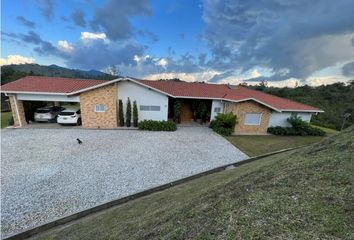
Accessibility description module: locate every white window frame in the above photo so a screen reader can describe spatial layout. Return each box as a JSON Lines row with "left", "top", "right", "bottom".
{"left": 139, "top": 105, "right": 161, "bottom": 111}
{"left": 214, "top": 107, "right": 221, "bottom": 113}
{"left": 95, "top": 104, "right": 106, "bottom": 112}
{"left": 244, "top": 112, "right": 262, "bottom": 126}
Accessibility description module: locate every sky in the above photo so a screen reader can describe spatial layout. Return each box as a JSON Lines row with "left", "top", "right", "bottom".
{"left": 1, "top": 0, "right": 354, "bottom": 87}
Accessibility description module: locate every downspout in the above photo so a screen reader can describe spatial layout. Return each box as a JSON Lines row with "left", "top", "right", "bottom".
{"left": 13, "top": 95, "right": 22, "bottom": 127}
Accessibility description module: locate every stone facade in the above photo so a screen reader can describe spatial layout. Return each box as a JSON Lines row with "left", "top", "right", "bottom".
{"left": 80, "top": 84, "right": 118, "bottom": 128}
{"left": 224, "top": 101, "right": 272, "bottom": 134}
{"left": 9, "top": 95, "right": 27, "bottom": 127}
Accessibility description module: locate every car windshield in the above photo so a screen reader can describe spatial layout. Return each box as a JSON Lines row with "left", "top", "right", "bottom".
{"left": 59, "top": 112, "right": 75, "bottom": 116}
{"left": 36, "top": 109, "right": 51, "bottom": 113}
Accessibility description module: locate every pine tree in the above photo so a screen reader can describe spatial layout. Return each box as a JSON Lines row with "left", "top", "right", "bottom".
{"left": 118, "top": 99, "right": 124, "bottom": 126}
{"left": 133, "top": 100, "right": 138, "bottom": 127}
{"left": 126, "top": 98, "right": 131, "bottom": 127}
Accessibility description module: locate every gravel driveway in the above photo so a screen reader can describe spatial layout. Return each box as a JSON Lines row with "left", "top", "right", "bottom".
{"left": 1, "top": 127, "right": 248, "bottom": 237}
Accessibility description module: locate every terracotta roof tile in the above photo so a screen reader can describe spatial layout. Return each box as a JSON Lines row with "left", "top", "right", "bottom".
{"left": 0, "top": 76, "right": 106, "bottom": 94}
{"left": 1, "top": 76, "right": 322, "bottom": 112}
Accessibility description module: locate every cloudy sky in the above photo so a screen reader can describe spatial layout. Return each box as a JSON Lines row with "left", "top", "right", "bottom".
{"left": 2, "top": 0, "right": 354, "bottom": 86}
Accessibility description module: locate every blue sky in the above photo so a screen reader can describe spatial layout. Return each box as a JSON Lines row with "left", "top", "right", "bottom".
{"left": 2, "top": 0, "right": 354, "bottom": 86}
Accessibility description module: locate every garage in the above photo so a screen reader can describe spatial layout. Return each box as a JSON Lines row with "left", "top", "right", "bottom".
{"left": 1, "top": 76, "right": 106, "bottom": 127}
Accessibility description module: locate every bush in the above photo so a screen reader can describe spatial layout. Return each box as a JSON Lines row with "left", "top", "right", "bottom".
{"left": 118, "top": 99, "right": 124, "bottom": 126}
{"left": 213, "top": 127, "right": 233, "bottom": 136}
{"left": 133, "top": 100, "right": 138, "bottom": 127}
{"left": 209, "top": 112, "right": 237, "bottom": 136}
{"left": 126, "top": 98, "right": 131, "bottom": 127}
{"left": 267, "top": 116, "right": 325, "bottom": 136}
{"left": 138, "top": 120, "right": 177, "bottom": 131}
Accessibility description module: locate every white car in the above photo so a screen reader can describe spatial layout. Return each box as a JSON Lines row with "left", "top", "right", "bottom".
{"left": 34, "top": 106, "right": 65, "bottom": 122}
{"left": 57, "top": 109, "right": 81, "bottom": 125}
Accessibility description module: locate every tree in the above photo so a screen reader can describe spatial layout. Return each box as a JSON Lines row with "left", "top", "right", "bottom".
{"left": 105, "top": 65, "right": 121, "bottom": 76}
{"left": 133, "top": 100, "right": 138, "bottom": 127}
{"left": 118, "top": 99, "right": 124, "bottom": 126}
{"left": 126, "top": 98, "right": 132, "bottom": 127}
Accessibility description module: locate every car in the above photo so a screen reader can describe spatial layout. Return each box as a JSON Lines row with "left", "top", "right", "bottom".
{"left": 57, "top": 109, "right": 81, "bottom": 125}
{"left": 34, "top": 106, "right": 65, "bottom": 122}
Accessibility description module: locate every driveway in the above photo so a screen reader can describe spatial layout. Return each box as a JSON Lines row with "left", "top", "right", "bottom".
{"left": 1, "top": 127, "right": 248, "bottom": 237}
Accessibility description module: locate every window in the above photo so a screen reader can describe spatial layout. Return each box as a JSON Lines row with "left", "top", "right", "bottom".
{"left": 244, "top": 113, "right": 262, "bottom": 125}
{"left": 140, "top": 105, "right": 160, "bottom": 111}
{"left": 95, "top": 104, "right": 105, "bottom": 112}
{"left": 214, "top": 107, "right": 221, "bottom": 113}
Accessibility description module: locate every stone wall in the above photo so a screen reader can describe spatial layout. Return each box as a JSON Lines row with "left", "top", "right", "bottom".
{"left": 224, "top": 101, "right": 272, "bottom": 134}
{"left": 80, "top": 84, "right": 118, "bottom": 128}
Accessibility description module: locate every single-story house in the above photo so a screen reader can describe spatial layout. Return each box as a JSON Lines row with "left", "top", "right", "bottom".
{"left": 1, "top": 76, "right": 323, "bottom": 134}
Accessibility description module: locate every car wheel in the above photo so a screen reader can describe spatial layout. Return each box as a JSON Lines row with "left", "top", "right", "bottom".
{"left": 77, "top": 118, "right": 82, "bottom": 126}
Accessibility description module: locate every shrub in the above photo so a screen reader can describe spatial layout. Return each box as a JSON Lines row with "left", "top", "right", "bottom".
{"left": 209, "top": 112, "right": 237, "bottom": 136}
{"left": 118, "top": 99, "right": 124, "bottom": 126}
{"left": 267, "top": 116, "right": 325, "bottom": 136}
{"left": 133, "top": 100, "right": 138, "bottom": 127}
{"left": 126, "top": 98, "right": 131, "bottom": 127}
{"left": 138, "top": 120, "right": 177, "bottom": 131}
{"left": 174, "top": 100, "right": 182, "bottom": 123}
{"left": 213, "top": 127, "right": 233, "bottom": 136}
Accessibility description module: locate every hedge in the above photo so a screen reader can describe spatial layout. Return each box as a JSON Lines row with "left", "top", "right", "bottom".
{"left": 267, "top": 116, "right": 325, "bottom": 136}
{"left": 138, "top": 120, "right": 177, "bottom": 131}
{"left": 209, "top": 112, "right": 237, "bottom": 136}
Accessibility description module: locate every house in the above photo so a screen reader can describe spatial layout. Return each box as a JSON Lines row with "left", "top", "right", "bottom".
{"left": 1, "top": 76, "right": 323, "bottom": 134}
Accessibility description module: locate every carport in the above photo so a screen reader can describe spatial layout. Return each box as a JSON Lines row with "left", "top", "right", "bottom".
{"left": 0, "top": 76, "right": 106, "bottom": 127}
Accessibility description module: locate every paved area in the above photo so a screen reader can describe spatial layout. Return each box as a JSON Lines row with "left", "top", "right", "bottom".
{"left": 1, "top": 127, "right": 248, "bottom": 237}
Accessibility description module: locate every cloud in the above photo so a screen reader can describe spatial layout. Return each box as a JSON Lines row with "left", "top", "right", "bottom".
{"left": 0, "top": 55, "right": 35, "bottom": 66}
{"left": 64, "top": 40, "right": 146, "bottom": 70}
{"left": 201, "top": 0, "right": 354, "bottom": 81}
{"left": 342, "top": 61, "right": 354, "bottom": 76}
{"left": 90, "top": 0, "right": 152, "bottom": 40}
{"left": 58, "top": 40, "right": 74, "bottom": 52}
{"left": 71, "top": 9, "right": 86, "bottom": 28}
{"left": 4, "top": 31, "right": 60, "bottom": 56}
{"left": 80, "top": 32, "right": 107, "bottom": 41}
{"left": 16, "top": 16, "right": 36, "bottom": 28}
{"left": 36, "top": 0, "right": 54, "bottom": 21}
{"left": 156, "top": 58, "right": 168, "bottom": 68}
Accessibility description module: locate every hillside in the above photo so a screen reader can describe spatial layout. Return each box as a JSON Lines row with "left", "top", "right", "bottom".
{"left": 1, "top": 64, "right": 116, "bottom": 85}
{"left": 34, "top": 127, "right": 354, "bottom": 240}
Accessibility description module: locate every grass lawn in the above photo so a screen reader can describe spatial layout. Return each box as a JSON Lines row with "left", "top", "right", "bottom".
{"left": 225, "top": 135, "right": 325, "bottom": 157}
{"left": 33, "top": 127, "right": 354, "bottom": 240}
{"left": 225, "top": 126, "right": 339, "bottom": 157}
{"left": 1, "top": 111, "right": 12, "bottom": 128}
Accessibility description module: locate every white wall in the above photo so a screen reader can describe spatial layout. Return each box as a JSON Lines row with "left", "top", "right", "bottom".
{"left": 269, "top": 112, "right": 313, "bottom": 127}
{"left": 118, "top": 81, "right": 168, "bottom": 121}
{"left": 210, "top": 100, "right": 224, "bottom": 120}
{"left": 16, "top": 93, "right": 80, "bottom": 102}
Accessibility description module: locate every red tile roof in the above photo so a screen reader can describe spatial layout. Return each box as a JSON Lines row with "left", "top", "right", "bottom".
{"left": 0, "top": 76, "right": 106, "bottom": 94}
{"left": 139, "top": 80, "right": 322, "bottom": 112}
{"left": 0, "top": 76, "right": 322, "bottom": 112}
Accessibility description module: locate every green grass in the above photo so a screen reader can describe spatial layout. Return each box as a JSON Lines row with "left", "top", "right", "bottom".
{"left": 34, "top": 127, "right": 354, "bottom": 240}
{"left": 225, "top": 135, "right": 326, "bottom": 157}
{"left": 311, "top": 124, "right": 339, "bottom": 135}
{"left": 1, "top": 111, "right": 12, "bottom": 128}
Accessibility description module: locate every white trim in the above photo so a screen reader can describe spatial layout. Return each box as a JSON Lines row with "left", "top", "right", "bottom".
{"left": 244, "top": 112, "right": 262, "bottom": 126}
{"left": 1, "top": 90, "right": 69, "bottom": 95}
{"left": 223, "top": 97, "right": 282, "bottom": 112}
{"left": 281, "top": 109, "right": 324, "bottom": 113}
{"left": 13, "top": 95, "right": 22, "bottom": 127}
